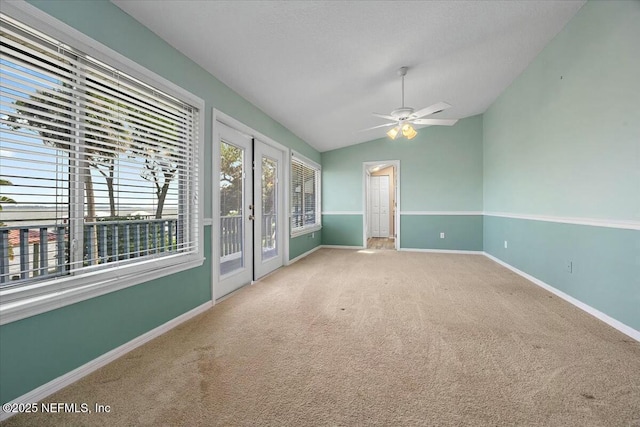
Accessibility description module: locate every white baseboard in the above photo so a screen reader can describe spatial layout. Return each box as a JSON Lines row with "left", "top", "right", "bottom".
{"left": 0, "top": 301, "right": 213, "bottom": 422}
{"left": 400, "top": 248, "right": 483, "bottom": 255}
{"left": 321, "top": 245, "right": 364, "bottom": 250}
{"left": 287, "top": 245, "right": 322, "bottom": 265}
{"left": 483, "top": 252, "right": 639, "bottom": 342}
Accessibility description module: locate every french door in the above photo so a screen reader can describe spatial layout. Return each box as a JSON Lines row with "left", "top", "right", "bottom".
{"left": 253, "top": 143, "right": 284, "bottom": 279}
{"left": 216, "top": 123, "right": 284, "bottom": 299}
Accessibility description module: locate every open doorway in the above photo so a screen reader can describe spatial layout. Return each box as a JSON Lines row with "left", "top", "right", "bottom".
{"left": 363, "top": 161, "right": 400, "bottom": 250}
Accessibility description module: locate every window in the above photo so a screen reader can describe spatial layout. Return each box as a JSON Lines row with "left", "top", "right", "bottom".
{"left": 0, "top": 9, "right": 203, "bottom": 323}
{"left": 291, "top": 153, "right": 320, "bottom": 235}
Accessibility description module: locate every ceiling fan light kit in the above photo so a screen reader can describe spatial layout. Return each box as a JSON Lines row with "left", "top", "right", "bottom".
{"left": 387, "top": 123, "right": 417, "bottom": 140}
{"left": 363, "top": 66, "right": 459, "bottom": 140}
{"left": 386, "top": 126, "right": 400, "bottom": 139}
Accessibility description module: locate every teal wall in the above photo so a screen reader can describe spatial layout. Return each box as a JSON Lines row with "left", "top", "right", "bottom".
{"left": 290, "top": 230, "right": 322, "bottom": 260}
{"left": 322, "top": 115, "right": 483, "bottom": 212}
{"left": 322, "top": 215, "right": 363, "bottom": 247}
{"left": 401, "top": 215, "right": 483, "bottom": 251}
{"left": 483, "top": 1, "right": 639, "bottom": 219}
{"left": 483, "top": 1, "right": 640, "bottom": 330}
{"left": 0, "top": 0, "right": 320, "bottom": 404}
{"left": 484, "top": 217, "right": 639, "bottom": 329}
{"left": 321, "top": 115, "right": 483, "bottom": 248}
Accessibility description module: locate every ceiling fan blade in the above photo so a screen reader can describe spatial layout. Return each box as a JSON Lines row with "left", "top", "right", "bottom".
{"left": 359, "top": 122, "right": 396, "bottom": 132}
{"left": 410, "top": 118, "right": 459, "bottom": 126}
{"left": 410, "top": 102, "right": 452, "bottom": 119}
{"left": 372, "top": 112, "right": 396, "bottom": 121}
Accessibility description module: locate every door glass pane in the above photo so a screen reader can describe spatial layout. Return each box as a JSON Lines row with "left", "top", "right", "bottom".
{"left": 220, "top": 141, "right": 244, "bottom": 275}
{"left": 261, "top": 156, "right": 278, "bottom": 261}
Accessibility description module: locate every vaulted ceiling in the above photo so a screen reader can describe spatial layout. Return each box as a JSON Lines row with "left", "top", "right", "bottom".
{"left": 112, "top": 1, "right": 585, "bottom": 152}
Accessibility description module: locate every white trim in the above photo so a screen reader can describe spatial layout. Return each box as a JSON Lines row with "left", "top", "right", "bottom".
{"left": 400, "top": 248, "right": 483, "bottom": 255}
{"left": 211, "top": 115, "right": 222, "bottom": 302}
{"left": 321, "top": 245, "right": 365, "bottom": 250}
{"left": 483, "top": 253, "right": 640, "bottom": 342}
{"left": 290, "top": 225, "right": 322, "bottom": 238}
{"left": 322, "top": 211, "right": 364, "bottom": 215}
{"left": 203, "top": 218, "right": 213, "bottom": 226}
{"left": 286, "top": 245, "right": 322, "bottom": 265}
{"left": 484, "top": 212, "right": 640, "bottom": 231}
{"left": 220, "top": 251, "right": 242, "bottom": 263}
{"left": 394, "top": 211, "right": 638, "bottom": 230}
{"left": 401, "top": 211, "right": 483, "bottom": 216}
{"left": 0, "top": 301, "right": 213, "bottom": 422}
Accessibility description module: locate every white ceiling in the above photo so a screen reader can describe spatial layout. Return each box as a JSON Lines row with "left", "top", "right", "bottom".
{"left": 112, "top": 0, "right": 585, "bottom": 153}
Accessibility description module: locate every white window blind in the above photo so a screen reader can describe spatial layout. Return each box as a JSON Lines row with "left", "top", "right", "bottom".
{"left": 291, "top": 154, "right": 320, "bottom": 234}
{"left": 0, "top": 14, "right": 199, "bottom": 288}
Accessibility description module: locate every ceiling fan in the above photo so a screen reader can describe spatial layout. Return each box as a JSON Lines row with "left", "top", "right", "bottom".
{"left": 362, "top": 66, "right": 458, "bottom": 140}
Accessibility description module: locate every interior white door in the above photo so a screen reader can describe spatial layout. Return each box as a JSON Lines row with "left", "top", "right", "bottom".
{"left": 371, "top": 176, "right": 381, "bottom": 236}
{"left": 253, "top": 141, "right": 284, "bottom": 279}
{"left": 379, "top": 175, "right": 390, "bottom": 237}
{"left": 370, "top": 175, "right": 390, "bottom": 237}
{"left": 216, "top": 123, "right": 253, "bottom": 299}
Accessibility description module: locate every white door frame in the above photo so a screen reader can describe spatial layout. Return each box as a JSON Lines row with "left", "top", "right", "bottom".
{"left": 212, "top": 109, "right": 290, "bottom": 301}
{"left": 362, "top": 160, "right": 400, "bottom": 249}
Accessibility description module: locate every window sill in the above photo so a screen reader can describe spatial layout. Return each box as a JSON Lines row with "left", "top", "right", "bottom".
{"left": 0, "top": 255, "right": 205, "bottom": 326}
{"left": 291, "top": 225, "right": 322, "bottom": 238}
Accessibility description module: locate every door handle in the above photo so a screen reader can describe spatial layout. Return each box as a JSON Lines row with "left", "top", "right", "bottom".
{"left": 248, "top": 214, "right": 255, "bottom": 221}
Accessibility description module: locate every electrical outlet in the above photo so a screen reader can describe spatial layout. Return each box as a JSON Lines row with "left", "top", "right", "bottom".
{"left": 440, "top": 232, "right": 445, "bottom": 239}
{"left": 567, "top": 261, "right": 572, "bottom": 273}
{"left": 504, "top": 240, "right": 508, "bottom": 249}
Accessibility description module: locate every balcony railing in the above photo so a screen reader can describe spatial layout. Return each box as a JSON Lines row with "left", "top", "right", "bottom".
{"left": 2, "top": 214, "right": 275, "bottom": 285}
{"left": 0, "top": 218, "right": 178, "bottom": 285}
{"left": 220, "top": 214, "right": 277, "bottom": 259}
{"left": 0, "top": 224, "right": 67, "bottom": 284}
{"left": 219, "top": 214, "right": 276, "bottom": 276}
{"left": 220, "top": 215, "right": 242, "bottom": 261}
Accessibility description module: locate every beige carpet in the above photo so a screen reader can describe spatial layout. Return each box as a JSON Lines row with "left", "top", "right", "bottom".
{"left": 4, "top": 249, "right": 640, "bottom": 426}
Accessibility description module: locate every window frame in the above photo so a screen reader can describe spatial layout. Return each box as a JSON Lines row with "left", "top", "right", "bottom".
{"left": 290, "top": 151, "right": 321, "bottom": 238}
{"left": 0, "top": 2, "right": 205, "bottom": 326}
